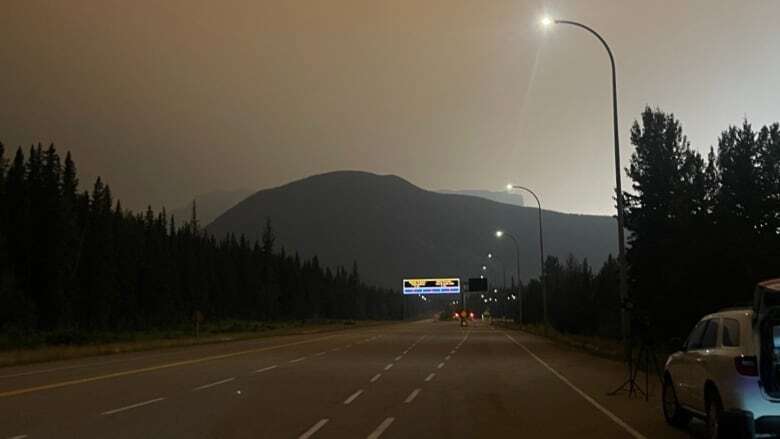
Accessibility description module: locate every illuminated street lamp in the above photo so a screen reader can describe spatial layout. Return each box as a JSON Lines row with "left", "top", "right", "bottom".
{"left": 495, "top": 230, "right": 522, "bottom": 322}
{"left": 507, "top": 184, "right": 548, "bottom": 330}
{"left": 539, "top": 15, "right": 630, "bottom": 355}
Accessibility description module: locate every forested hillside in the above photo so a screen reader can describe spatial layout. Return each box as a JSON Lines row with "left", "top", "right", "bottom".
{"left": 0, "top": 145, "right": 399, "bottom": 345}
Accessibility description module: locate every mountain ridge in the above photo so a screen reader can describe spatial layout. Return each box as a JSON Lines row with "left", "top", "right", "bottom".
{"left": 207, "top": 171, "right": 616, "bottom": 289}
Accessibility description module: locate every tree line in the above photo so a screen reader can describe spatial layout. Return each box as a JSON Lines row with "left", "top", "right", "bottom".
{"left": 0, "top": 144, "right": 400, "bottom": 344}
{"left": 519, "top": 107, "right": 779, "bottom": 343}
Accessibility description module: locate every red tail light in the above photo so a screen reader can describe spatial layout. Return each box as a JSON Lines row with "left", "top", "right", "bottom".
{"left": 734, "top": 355, "right": 758, "bottom": 376}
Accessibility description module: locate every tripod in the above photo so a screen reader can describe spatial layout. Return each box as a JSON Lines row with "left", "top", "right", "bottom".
{"left": 608, "top": 316, "right": 664, "bottom": 400}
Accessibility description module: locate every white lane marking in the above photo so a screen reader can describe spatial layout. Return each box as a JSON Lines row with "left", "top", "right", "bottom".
{"left": 8, "top": 435, "right": 28, "bottom": 439}
{"left": 394, "top": 355, "right": 402, "bottom": 361}
{"left": 101, "top": 397, "right": 165, "bottom": 415}
{"left": 402, "top": 350, "right": 409, "bottom": 355}
{"left": 437, "top": 362, "right": 444, "bottom": 369}
{"left": 445, "top": 355, "right": 451, "bottom": 361}
{"left": 424, "top": 373, "right": 435, "bottom": 382}
{"left": 331, "top": 347, "right": 341, "bottom": 352}
{"left": 289, "top": 357, "right": 306, "bottom": 363}
{"left": 193, "top": 377, "right": 235, "bottom": 391}
{"left": 504, "top": 333, "right": 647, "bottom": 439}
{"left": 450, "top": 350, "right": 456, "bottom": 354}
{"left": 299, "top": 418, "right": 329, "bottom": 439}
{"left": 254, "top": 365, "right": 278, "bottom": 373}
{"left": 315, "top": 352, "right": 326, "bottom": 357}
{"left": 370, "top": 373, "right": 382, "bottom": 383}
{"left": 346, "top": 344, "right": 353, "bottom": 348}
{"left": 343, "top": 389, "right": 364, "bottom": 405}
{"left": 384, "top": 363, "right": 394, "bottom": 371}
{"left": 367, "top": 417, "right": 395, "bottom": 439}
{"left": 404, "top": 388, "right": 421, "bottom": 403}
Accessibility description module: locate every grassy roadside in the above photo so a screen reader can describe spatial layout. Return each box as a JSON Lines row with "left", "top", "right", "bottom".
{"left": 0, "top": 319, "right": 395, "bottom": 368}
{"left": 493, "top": 320, "right": 676, "bottom": 370}
{"left": 491, "top": 320, "right": 624, "bottom": 361}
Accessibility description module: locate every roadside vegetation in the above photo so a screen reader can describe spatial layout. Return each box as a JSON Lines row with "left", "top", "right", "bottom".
{"left": 0, "top": 145, "right": 401, "bottom": 352}
{"left": 520, "top": 107, "right": 780, "bottom": 344}
{"left": 0, "top": 319, "right": 381, "bottom": 367}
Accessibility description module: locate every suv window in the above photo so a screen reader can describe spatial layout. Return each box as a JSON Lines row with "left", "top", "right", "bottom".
{"left": 701, "top": 319, "right": 720, "bottom": 349}
{"left": 722, "top": 318, "right": 741, "bottom": 347}
{"left": 686, "top": 320, "right": 708, "bottom": 350}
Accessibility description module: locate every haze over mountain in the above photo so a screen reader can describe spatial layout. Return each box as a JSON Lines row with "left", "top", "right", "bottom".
{"left": 207, "top": 171, "right": 616, "bottom": 289}
{"left": 439, "top": 189, "right": 525, "bottom": 207}
{"left": 172, "top": 188, "right": 253, "bottom": 228}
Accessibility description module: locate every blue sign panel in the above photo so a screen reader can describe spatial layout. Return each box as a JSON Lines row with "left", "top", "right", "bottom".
{"left": 403, "top": 278, "right": 460, "bottom": 295}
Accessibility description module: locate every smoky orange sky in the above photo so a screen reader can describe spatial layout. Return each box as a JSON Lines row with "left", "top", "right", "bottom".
{"left": 2, "top": 0, "right": 778, "bottom": 215}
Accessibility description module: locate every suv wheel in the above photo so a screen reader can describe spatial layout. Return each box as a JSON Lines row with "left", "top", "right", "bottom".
{"left": 662, "top": 376, "right": 690, "bottom": 427}
{"left": 706, "top": 390, "right": 724, "bottom": 439}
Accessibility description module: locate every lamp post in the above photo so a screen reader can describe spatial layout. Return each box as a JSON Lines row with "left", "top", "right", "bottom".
{"left": 487, "top": 252, "right": 507, "bottom": 289}
{"left": 507, "top": 184, "right": 548, "bottom": 330}
{"left": 495, "top": 230, "right": 522, "bottom": 323}
{"left": 540, "top": 16, "right": 630, "bottom": 358}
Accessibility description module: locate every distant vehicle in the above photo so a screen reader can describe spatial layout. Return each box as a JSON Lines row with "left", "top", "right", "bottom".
{"left": 662, "top": 279, "right": 780, "bottom": 439}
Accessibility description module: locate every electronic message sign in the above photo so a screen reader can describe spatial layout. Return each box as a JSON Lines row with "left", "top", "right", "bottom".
{"left": 403, "top": 278, "right": 460, "bottom": 295}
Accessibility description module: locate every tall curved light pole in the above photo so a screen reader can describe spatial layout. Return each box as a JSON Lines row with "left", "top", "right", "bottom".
{"left": 495, "top": 230, "right": 522, "bottom": 322}
{"left": 507, "top": 185, "right": 547, "bottom": 329}
{"left": 487, "top": 252, "right": 507, "bottom": 289}
{"left": 541, "top": 17, "right": 630, "bottom": 358}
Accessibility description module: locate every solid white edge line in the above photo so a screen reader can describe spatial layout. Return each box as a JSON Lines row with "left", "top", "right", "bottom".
{"left": 254, "top": 365, "right": 278, "bottom": 373}
{"left": 424, "top": 373, "right": 435, "bottom": 382}
{"left": 404, "top": 388, "right": 421, "bottom": 403}
{"left": 384, "top": 363, "right": 394, "bottom": 371}
{"left": 299, "top": 418, "right": 329, "bottom": 439}
{"left": 370, "top": 373, "right": 382, "bottom": 383}
{"left": 193, "top": 377, "right": 235, "bottom": 391}
{"left": 101, "top": 397, "right": 165, "bottom": 415}
{"left": 343, "top": 389, "right": 364, "bottom": 405}
{"left": 366, "top": 417, "right": 395, "bottom": 439}
{"left": 504, "top": 333, "right": 646, "bottom": 439}
{"left": 289, "top": 357, "right": 306, "bottom": 363}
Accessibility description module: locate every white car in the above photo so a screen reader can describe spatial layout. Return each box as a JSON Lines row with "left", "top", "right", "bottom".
{"left": 663, "top": 279, "right": 780, "bottom": 438}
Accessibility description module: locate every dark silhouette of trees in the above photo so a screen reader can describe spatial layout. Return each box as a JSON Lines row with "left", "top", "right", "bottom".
{"left": 0, "top": 146, "right": 400, "bottom": 344}
{"left": 522, "top": 107, "right": 778, "bottom": 344}
{"left": 625, "top": 108, "right": 780, "bottom": 340}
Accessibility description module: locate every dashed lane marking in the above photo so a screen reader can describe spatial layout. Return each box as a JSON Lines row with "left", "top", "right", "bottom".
{"left": 366, "top": 417, "right": 395, "bottom": 439}
{"left": 101, "top": 397, "right": 165, "bottom": 416}
{"left": 299, "top": 418, "right": 329, "bottom": 439}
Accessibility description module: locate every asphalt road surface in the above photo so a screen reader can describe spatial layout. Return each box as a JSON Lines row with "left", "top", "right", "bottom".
{"left": 0, "top": 320, "right": 705, "bottom": 438}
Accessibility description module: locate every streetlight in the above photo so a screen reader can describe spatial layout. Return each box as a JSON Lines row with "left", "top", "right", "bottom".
{"left": 486, "top": 252, "right": 507, "bottom": 289}
{"left": 539, "top": 15, "right": 630, "bottom": 358}
{"left": 495, "top": 230, "right": 523, "bottom": 322}
{"left": 507, "top": 184, "right": 548, "bottom": 330}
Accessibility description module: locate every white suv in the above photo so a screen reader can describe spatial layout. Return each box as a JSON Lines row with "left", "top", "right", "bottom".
{"left": 663, "top": 279, "right": 780, "bottom": 438}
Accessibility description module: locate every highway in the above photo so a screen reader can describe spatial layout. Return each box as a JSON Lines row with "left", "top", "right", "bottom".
{"left": 0, "top": 320, "right": 703, "bottom": 438}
